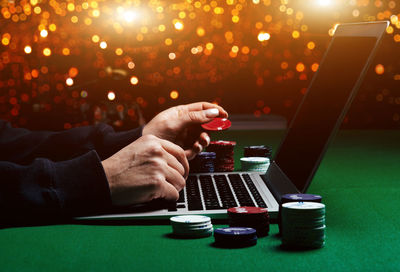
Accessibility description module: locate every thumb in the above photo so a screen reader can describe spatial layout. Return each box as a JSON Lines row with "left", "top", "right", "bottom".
{"left": 185, "top": 142, "right": 203, "bottom": 160}
{"left": 186, "top": 108, "right": 220, "bottom": 124}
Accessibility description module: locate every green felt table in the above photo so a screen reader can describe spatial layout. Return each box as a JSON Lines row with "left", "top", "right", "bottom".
{"left": 1, "top": 130, "right": 400, "bottom": 272}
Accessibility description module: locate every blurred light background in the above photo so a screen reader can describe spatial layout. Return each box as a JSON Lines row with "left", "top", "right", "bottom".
{"left": 0, "top": 0, "right": 399, "bottom": 130}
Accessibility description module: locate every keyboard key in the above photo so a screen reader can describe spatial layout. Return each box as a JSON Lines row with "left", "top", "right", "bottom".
{"left": 214, "top": 175, "right": 238, "bottom": 208}
{"left": 242, "top": 174, "right": 267, "bottom": 208}
{"left": 186, "top": 176, "right": 204, "bottom": 211}
{"left": 199, "top": 175, "right": 222, "bottom": 210}
{"left": 228, "top": 174, "right": 255, "bottom": 207}
{"left": 178, "top": 189, "right": 185, "bottom": 203}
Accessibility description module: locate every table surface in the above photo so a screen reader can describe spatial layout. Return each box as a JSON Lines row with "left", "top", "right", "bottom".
{"left": 1, "top": 130, "right": 399, "bottom": 272}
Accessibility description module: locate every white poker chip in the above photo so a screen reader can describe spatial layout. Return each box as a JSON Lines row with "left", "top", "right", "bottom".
{"left": 170, "top": 215, "right": 211, "bottom": 224}
{"left": 240, "top": 157, "right": 270, "bottom": 163}
{"left": 241, "top": 157, "right": 270, "bottom": 172}
{"left": 172, "top": 224, "right": 213, "bottom": 231}
{"left": 172, "top": 222, "right": 213, "bottom": 228}
{"left": 170, "top": 215, "right": 213, "bottom": 238}
{"left": 174, "top": 229, "right": 213, "bottom": 237}
{"left": 282, "top": 201, "right": 325, "bottom": 210}
{"left": 281, "top": 201, "right": 326, "bottom": 248}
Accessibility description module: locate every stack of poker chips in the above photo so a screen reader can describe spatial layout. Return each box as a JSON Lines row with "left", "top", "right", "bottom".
{"left": 240, "top": 157, "right": 270, "bottom": 172}
{"left": 189, "top": 152, "right": 216, "bottom": 173}
{"left": 243, "top": 145, "right": 272, "bottom": 158}
{"left": 281, "top": 202, "right": 326, "bottom": 249}
{"left": 214, "top": 227, "right": 258, "bottom": 248}
{"left": 227, "top": 207, "right": 270, "bottom": 237}
{"left": 278, "top": 194, "right": 322, "bottom": 234}
{"left": 206, "top": 141, "right": 236, "bottom": 172}
{"left": 170, "top": 215, "right": 213, "bottom": 238}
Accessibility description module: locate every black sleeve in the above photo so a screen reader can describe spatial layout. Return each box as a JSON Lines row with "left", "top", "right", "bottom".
{"left": 0, "top": 120, "right": 143, "bottom": 226}
{"left": 0, "top": 120, "right": 143, "bottom": 164}
{"left": 0, "top": 150, "right": 112, "bottom": 227}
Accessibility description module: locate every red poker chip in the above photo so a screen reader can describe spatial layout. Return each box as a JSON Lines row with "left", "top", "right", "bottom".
{"left": 209, "top": 140, "right": 236, "bottom": 146}
{"left": 201, "top": 118, "right": 232, "bottom": 131}
{"left": 228, "top": 207, "right": 268, "bottom": 214}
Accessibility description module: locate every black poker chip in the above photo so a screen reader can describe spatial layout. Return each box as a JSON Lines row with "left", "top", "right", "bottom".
{"left": 243, "top": 145, "right": 272, "bottom": 158}
{"left": 214, "top": 227, "right": 258, "bottom": 248}
{"left": 189, "top": 152, "right": 216, "bottom": 173}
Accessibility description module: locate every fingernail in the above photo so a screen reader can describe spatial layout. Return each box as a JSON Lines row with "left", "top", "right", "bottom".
{"left": 205, "top": 108, "right": 219, "bottom": 118}
{"left": 204, "top": 135, "right": 210, "bottom": 145}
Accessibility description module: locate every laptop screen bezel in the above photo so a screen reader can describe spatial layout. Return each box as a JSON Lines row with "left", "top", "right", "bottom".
{"left": 268, "top": 21, "right": 389, "bottom": 193}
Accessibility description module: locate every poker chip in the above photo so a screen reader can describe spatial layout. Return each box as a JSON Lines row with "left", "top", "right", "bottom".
{"left": 206, "top": 141, "right": 236, "bottom": 172}
{"left": 189, "top": 152, "right": 216, "bottom": 173}
{"left": 281, "top": 194, "right": 322, "bottom": 203}
{"left": 170, "top": 215, "right": 213, "bottom": 238}
{"left": 214, "top": 227, "right": 258, "bottom": 248}
{"left": 278, "top": 194, "right": 323, "bottom": 235}
{"left": 240, "top": 157, "right": 270, "bottom": 172}
{"left": 201, "top": 118, "right": 232, "bottom": 131}
{"left": 281, "top": 202, "right": 326, "bottom": 249}
{"left": 227, "top": 207, "right": 270, "bottom": 237}
{"left": 243, "top": 145, "right": 272, "bottom": 158}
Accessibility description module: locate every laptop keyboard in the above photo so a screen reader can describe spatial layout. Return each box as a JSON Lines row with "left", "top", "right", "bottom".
{"left": 182, "top": 173, "right": 267, "bottom": 211}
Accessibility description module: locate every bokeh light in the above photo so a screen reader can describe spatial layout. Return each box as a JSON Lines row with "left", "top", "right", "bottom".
{"left": 0, "top": 0, "right": 398, "bottom": 129}
{"left": 375, "top": 64, "right": 385, "bottom": 75}
{"left": 130, "top": 76, "right": 139, "bottom": 85}
{"left": 107, "top": 91, "right": 116, "bottom": 101}
{"left": 66, "top": 78, "right": 74, "bottom": 86}
{"left": 40, "top": 29, "right": 48, "bottom": 38}
{"left": 24, "top": 46, "right": 32, "bottom": 54}
{"left": 170, "top": 90, "right": 179, "bottom": 100}
{"left": 42, "top": 48, "right": 51, "bottom": 56}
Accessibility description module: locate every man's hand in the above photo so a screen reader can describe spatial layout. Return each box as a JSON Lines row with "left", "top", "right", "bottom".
{"left": 101, "top": 135, "right": 189, "bottom": 206}
{"left": 142, "top": 102, "right": 228, "bottom": 160}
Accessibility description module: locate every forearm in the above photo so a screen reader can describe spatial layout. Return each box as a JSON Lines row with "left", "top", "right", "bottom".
{"left": 0, "top": 150, "right": 112, "bottom": 226}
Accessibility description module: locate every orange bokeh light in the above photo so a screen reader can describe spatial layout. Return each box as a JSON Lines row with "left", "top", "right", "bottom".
{"left": 170, "top": 90, "right": 179, "bottom": 99}
{"left": 375, "top": 64, "right": 384, "bottom": 75}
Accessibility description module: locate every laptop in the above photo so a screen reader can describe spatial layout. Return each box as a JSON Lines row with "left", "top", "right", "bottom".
{"left": 78, "top": 21, "right": 388, "bottom": 221}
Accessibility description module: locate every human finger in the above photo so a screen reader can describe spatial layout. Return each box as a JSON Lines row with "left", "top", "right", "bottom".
{"left": 198, "top": 132, "right": 210, "bottom": 147}
{"left": 162, "top": 148, "right": 186, "bottom": 177}
{"left": 185, "top": 142, "right": 203, "bottom": 161}
{"left": 158, "top": 178, "right": 180, "bottom": 202}
{"left": 185, "top": 107, "right": 228, "bottom": 124}
{"left": 185, "top": 102, "right": 228, "bottom": 118}
{"left": 159, "top": 138, "right": 190, "bottom": 179}
{"left": 163, "top": 163, "right": 186, "bottom": 192}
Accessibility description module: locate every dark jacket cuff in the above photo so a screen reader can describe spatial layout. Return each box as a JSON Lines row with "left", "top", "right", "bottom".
{"left": 96, "top": 125, "right": 143, "bottom": 160}
{"left": 53, "top": 150, "right": 112, "bottom": 216}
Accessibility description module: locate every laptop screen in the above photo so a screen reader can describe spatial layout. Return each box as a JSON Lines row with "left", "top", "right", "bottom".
{"left": 273, "top": 35, "right": 378, "bottom": 192}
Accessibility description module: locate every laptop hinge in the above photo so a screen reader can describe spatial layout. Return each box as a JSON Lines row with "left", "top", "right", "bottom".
{"left": 261, "top": 161, "right": 300, "bottom": 204}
